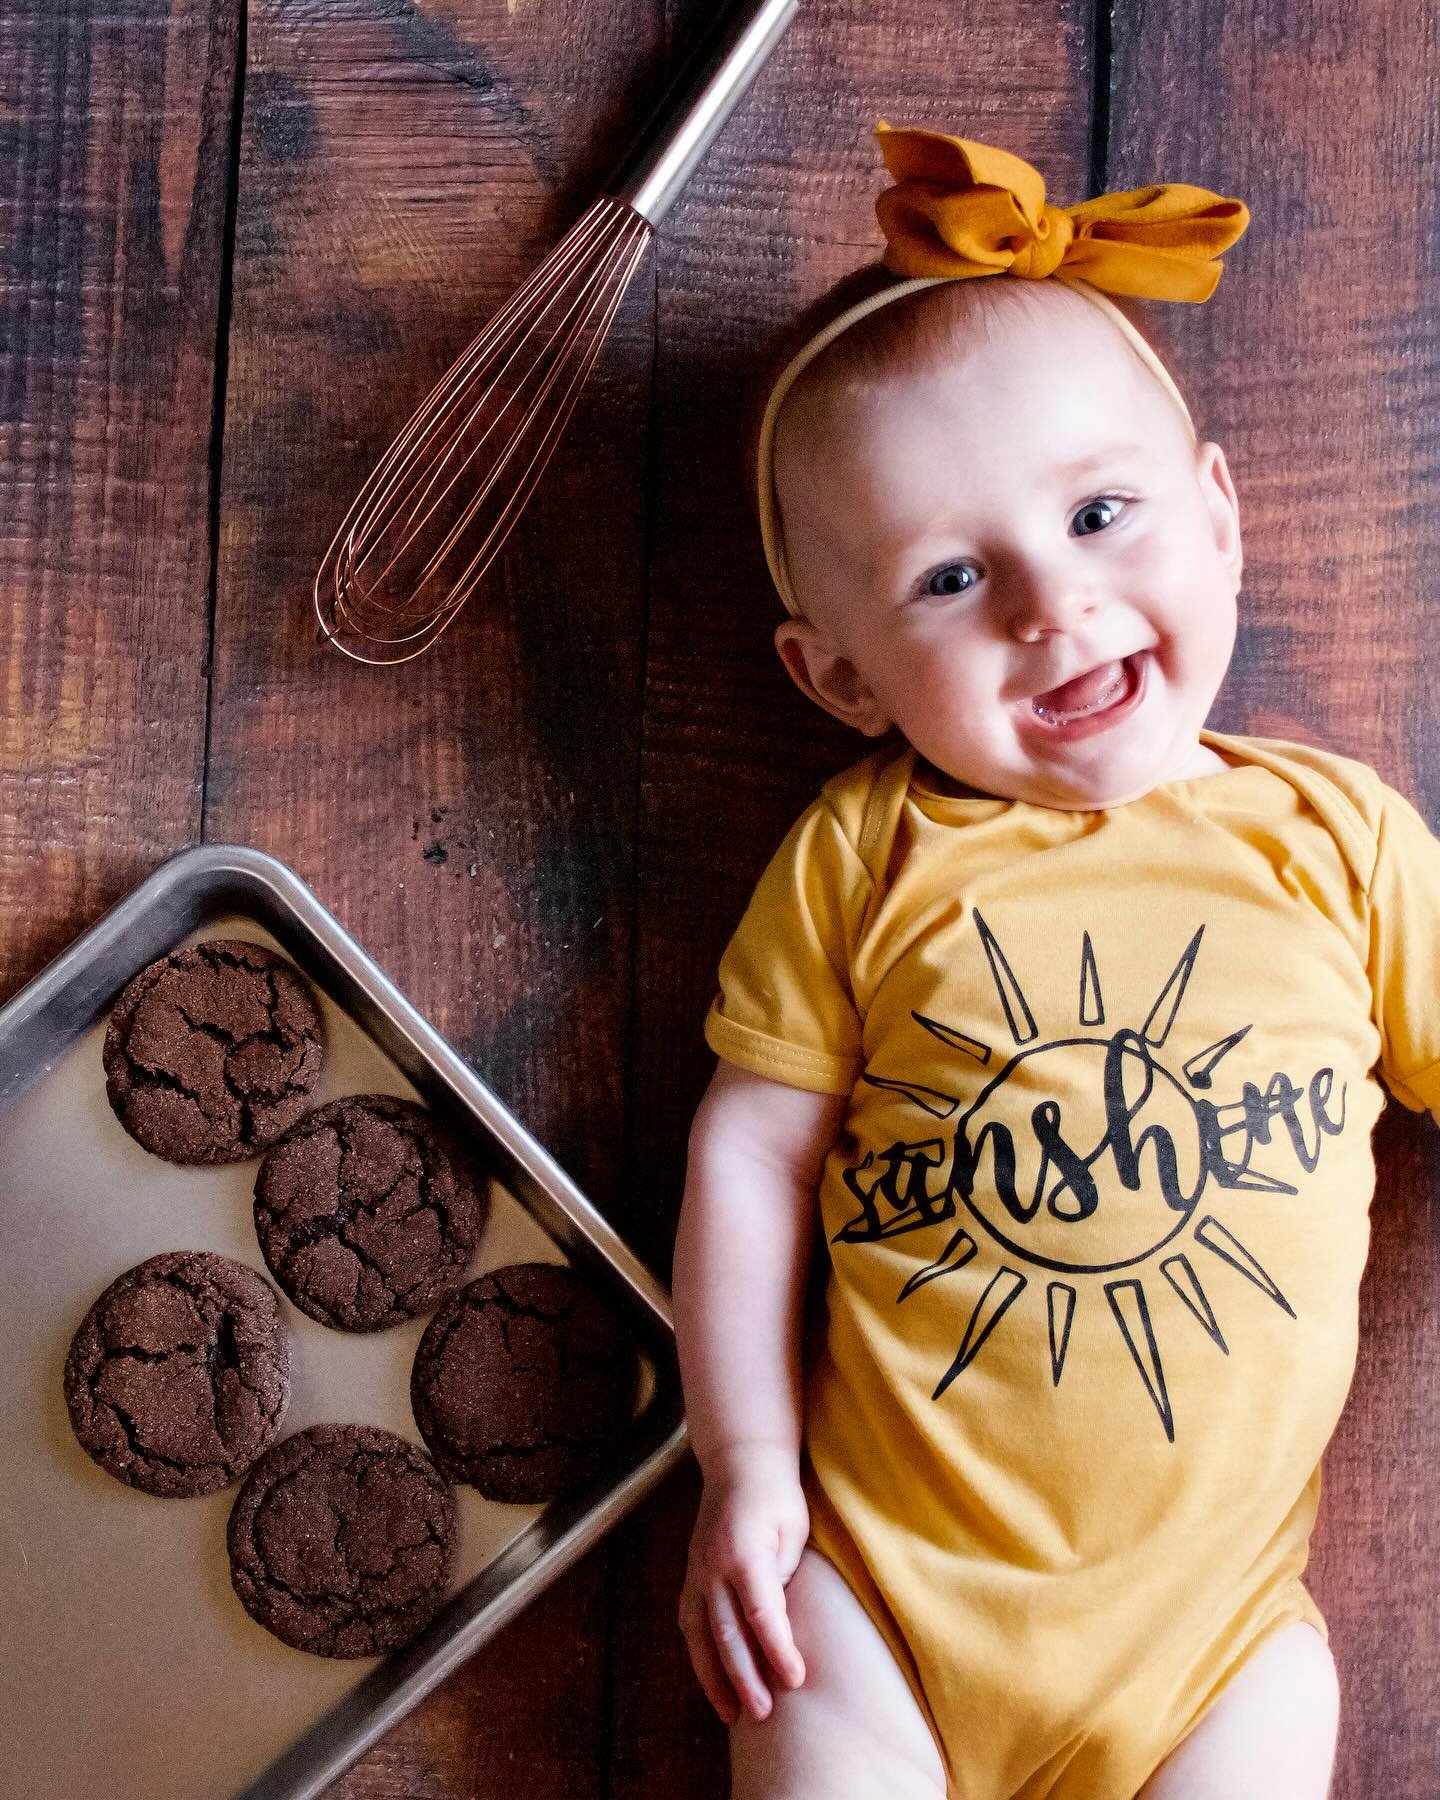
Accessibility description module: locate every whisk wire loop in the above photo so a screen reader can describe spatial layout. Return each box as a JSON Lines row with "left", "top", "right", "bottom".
{"left": 315, "top": 197, "right": 654, "bottom": 663}
{"left": 360, "top": 207, "right": 649, "bottom": 612}
{"left": 313, "top": 0, "right": 800, "bottom": 663}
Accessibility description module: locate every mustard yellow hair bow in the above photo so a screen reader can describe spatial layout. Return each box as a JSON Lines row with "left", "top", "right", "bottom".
{"left": 873, "top": 123, "right": 1249, "bottom": 301}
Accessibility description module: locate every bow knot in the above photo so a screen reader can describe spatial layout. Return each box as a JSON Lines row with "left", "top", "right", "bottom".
{"left": 873, "top": 125, "right": 1248, "bottom": 302}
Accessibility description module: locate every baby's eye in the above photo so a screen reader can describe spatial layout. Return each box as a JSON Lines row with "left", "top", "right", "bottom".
{"left": 921, "top": 561, "right": 978, "bottom": 599}
{"left": 1071, "top": 495, "right": 1126, "bottom": 536}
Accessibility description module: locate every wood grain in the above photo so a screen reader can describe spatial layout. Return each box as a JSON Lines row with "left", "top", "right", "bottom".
{"left": 5, "top": 0, "right": 1437, "bottom": 1790}
{"left": 207, "top": 0, "right": 663, "bottom": 1791}
{"left": 1108, "top": 5, "right": 1440, "bottom": 1788}
{"left": 611, "top": 3, "right": 1096, "bottom": 1794}
{"left": 0, "top": 0, "right": 238, "bottom": 994}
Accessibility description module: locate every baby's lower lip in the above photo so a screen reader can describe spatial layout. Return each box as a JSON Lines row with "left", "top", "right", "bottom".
{"left": 1019, "top": 654, "right": 1146, "bottom": 741}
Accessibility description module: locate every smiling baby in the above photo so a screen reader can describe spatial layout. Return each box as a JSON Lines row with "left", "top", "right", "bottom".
{"left": 672, "top": 127, "right": 1440, "bottom": 1799}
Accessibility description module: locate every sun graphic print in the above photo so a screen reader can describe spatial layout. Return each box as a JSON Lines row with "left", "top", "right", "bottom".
{"left": 833, "top": 908, "right": 1350, "bottom": 1441}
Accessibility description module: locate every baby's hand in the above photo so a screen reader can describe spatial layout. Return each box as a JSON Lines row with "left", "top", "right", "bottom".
{"left": 678, "top": 1442, "right": 809, "bottom": 1726}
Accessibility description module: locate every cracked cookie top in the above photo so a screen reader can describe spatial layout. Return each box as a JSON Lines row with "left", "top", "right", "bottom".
{"left": 226, "top": 1423, "right": 457, "bottom": 1657}
{"left": 62, "top": 1250, "right": 291, "bottom": 1498}
{"left": 410, "top": 1262, "right": 639, "bottom": 1504}
{"left": 253, "top": 1095, "right": 487, "bottom": 1333}
{"left": 102, "top": 939, "right": 326, "bottom": 1164}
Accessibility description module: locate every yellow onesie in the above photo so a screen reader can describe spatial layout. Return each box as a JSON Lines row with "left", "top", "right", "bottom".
{"left": 703, "top": 727, "right": 1440, "bottom": 1800}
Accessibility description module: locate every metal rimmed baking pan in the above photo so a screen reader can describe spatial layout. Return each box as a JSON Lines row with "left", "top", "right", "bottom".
{"left": 0, "top": 845, "right": 687, "bottom": 1800}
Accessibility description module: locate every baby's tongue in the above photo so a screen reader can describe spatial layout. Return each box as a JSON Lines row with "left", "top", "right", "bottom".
{"left": 1034, "top": 659, "right": 1124, "bottom": 713}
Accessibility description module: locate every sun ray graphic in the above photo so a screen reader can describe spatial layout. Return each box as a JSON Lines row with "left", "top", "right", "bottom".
{"left": 858, "top": 910, "right": 1347, "bottom": 1439}
{"left": 1159, "top": 1252, "right": 1229, "bottom": 1351}
{"left": 1047, "top": 1281, "right": 1077, "bottom": 1384}
{"left": 932, "top": 1267, "right": 1027, "bottom": 1399}
{"left": 898, "top": 1227, "right": 977, "bottom": 1301}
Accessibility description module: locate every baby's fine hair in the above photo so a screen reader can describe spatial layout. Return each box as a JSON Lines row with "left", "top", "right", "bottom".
{"left": 741, "top": 266, "right": 1187, "bottom": 524}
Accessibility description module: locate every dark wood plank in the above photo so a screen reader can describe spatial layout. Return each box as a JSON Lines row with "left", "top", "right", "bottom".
{"left": 1107, "top": 2, "right": 1440, "bottom": 1790}
{"left": 611, "top": 4, "right": 1097, "bottom": 1793}
{"left": 0, "top": 0, "right": 237, "bottom": 994}
{"left": 623, "top": 0, "right": 1098, "bottom": 1271}
{"left": 20, "top": 0, "right": 1427, "bottom": 1792}
{"left": 318, "top": 1567, "right": 613, "bottom": 1799}
{"left": 207, "top": 0, "right": 665, "bottom": 1791}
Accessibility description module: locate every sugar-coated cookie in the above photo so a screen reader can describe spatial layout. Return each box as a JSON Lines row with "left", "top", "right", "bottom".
{"left": 253, "top": 1095, "right": 487, "bottom": 1332}
{"left": 63, "top": 1250, "right": 290, "bottom": 1497}
{"left": 103, "top": 938, "right": 325, "bottom": 1164}
{"left": 410, "top": 1261, "right": 638, "bottom": 1503}
{"left": 226, "top": 1423, "right": 456, "bottom": 1657}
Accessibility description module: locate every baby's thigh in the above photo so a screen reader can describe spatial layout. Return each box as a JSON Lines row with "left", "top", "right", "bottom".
{"left": 1138, "top": 1621, "right": 1340, "bottom": 1800}
{"left": 728, "top": 1547, "right": 947, "bottom": 1800}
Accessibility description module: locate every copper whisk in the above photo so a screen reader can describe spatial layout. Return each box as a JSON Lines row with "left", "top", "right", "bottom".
{"left": 315, "top": 0, "right": 798, "bottom": 664}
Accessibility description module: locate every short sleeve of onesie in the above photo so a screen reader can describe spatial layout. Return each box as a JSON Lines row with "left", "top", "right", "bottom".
{"left": 703, "top": 795, "right": 873, "bottom": 1096}
{"left": 1368, "top": 781, "right": 1440, "bottom": 1122}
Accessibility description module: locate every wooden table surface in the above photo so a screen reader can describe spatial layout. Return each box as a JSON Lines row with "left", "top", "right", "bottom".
{"left": 4, "top": 0, "right": 1437, "bottom": 1793}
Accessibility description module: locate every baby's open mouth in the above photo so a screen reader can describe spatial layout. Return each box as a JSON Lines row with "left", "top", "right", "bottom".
{"left": 1031, "top": 656, "right": 1137, "bottom": 723}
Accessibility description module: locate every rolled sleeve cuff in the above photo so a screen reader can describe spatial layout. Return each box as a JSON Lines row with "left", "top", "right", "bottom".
{"left": 1383, "top": 1053, "right": 1440, "bottom": 1124}
{"left": 703, "top": 998, "right": 860, "bottom": 1096}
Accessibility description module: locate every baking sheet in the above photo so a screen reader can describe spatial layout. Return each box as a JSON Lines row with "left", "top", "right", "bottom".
{"left": 0, "top": 872, "right": 683, "bottom": 1800}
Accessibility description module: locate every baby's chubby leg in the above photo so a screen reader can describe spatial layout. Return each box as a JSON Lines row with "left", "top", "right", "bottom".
{"left": 1138, "top": 1621, "right": 1340, "bottom": 1800}
{"left": 728, "top": 1547, "right": 947, "bottom": 1800}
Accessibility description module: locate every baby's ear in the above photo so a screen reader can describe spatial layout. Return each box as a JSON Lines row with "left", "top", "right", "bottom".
{"left": 1196, "top": 441, "right": 1244, "bottom": 581}
{"left": 773, "top": 618, "right": 893, "bottom": 737}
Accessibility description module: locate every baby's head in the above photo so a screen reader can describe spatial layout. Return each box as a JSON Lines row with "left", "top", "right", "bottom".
{"left": 758, "top": 273, "right": 1244, "bottom": 810}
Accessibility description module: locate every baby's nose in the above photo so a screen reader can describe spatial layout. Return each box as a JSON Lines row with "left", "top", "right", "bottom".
{"left": 1005, "top": 563, "right": 1103, "bottom": 641}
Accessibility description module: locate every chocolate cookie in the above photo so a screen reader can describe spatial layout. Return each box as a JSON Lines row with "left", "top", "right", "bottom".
{"left": 103, "top": 938, "right": 325, "bottom": 1164}
{"left": 227, "top": 1424, "right": 457, "bottom": 1657}
{"left": 63, "top": 1251, "right": 290, "bottom": 1497}
{"left": 253, "top": 1095, "right": 486, "bottom": 1332}
{"left": 410, "top": 1262, "right": 639, "bottom": 1503}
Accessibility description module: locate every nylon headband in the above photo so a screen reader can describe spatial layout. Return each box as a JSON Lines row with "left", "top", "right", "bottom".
{"left": 756, "top": 275, "right": 1194, "bottom": 620}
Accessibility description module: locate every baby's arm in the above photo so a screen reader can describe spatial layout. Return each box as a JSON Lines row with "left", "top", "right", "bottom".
{"left": 673, "top": 1057, "right": 848, "bottom": 1725}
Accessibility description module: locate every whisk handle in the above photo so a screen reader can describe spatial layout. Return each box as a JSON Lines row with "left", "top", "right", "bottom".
{"left": 603, "top": 0, "right": 799, "bottom": 226}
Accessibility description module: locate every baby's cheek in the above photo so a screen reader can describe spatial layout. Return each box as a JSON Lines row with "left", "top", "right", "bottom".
{"left": 1172, "top": 591, "right": 1238, "bottom": 691}
{"left": 913, "top": 667, "right": 1004, "bottom": 758}
{"left": 1185, "top": 560, "right": 1240, "bottom": 634}
{"left": 906, "top": 657, "right": 975, "bottom": 718}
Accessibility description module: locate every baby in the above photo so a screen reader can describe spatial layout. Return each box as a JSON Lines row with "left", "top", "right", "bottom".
{"left": 671, "top": 129, "right": 1440, "bottom": 1799}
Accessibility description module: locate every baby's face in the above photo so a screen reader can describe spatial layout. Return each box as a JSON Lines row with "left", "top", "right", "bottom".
{"left": 773, "top": 297, "right": 1244, "bottom": 810}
